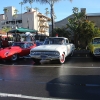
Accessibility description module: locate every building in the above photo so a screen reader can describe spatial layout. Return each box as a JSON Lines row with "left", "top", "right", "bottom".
{"left": 0, "top": 6, "right": 51, "bottom": 36}
{"left": 49, "top": 8, "right": 100, "bottom": 34}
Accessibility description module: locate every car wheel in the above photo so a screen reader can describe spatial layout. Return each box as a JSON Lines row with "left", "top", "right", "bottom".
{"left": 56, "top": 53, "right": 65, "bottom": 64}
{"left": 11, "top": 54, "right": 18, "bottom": 61}
{"left": 32, "top": 58, "right": 41, "bottom": 65}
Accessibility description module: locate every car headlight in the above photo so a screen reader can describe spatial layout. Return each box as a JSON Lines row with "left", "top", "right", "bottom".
{"left": 94, "top": 48, "right": 100, "bottom": 54}
{"left": 30, "top": 51, "right": 41, "bottom": 55}
{"left": 5, "top": 52, "right": 9, "bottom": 57}
{"left": 52, "top": 51, "right": 60, "bottom": 56}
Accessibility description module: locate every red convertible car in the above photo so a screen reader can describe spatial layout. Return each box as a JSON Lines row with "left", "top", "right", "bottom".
{"left": 0, "top": 41, "right": 36, "bottom": 61}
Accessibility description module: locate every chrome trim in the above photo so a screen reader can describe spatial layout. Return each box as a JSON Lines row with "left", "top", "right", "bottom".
{"left": 30, "top": 51, "right": 60, "bottom": 56}
{"left": 29, "top": 54, "right": 60, "bottom": 60}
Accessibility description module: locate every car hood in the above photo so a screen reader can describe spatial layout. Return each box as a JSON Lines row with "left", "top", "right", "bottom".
{"left": 0, "top": 46, "right": 21, "bottom": 54}
{"left": 31, "top": 45, "right": 64, "bottom": 51}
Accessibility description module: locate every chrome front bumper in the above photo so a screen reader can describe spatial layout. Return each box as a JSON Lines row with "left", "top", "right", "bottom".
{"left": 29, "top": 54, "right": 60, "bottom": 60}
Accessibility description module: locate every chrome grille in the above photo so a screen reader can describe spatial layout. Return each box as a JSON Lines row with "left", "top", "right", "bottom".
{"left": 31, "top": 51, "right": 60, "bottom": 56}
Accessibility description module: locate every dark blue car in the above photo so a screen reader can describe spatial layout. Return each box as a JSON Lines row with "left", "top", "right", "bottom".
{"left": 35, "top": 41, "right": 43, "bottom": 46}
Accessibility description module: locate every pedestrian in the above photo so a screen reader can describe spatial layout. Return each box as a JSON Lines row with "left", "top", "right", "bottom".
{"left": 2, "top": 38, "right": 9, "bottom": 48}
{"left": 0, "top": 36, "right": 2, "bottom": 48}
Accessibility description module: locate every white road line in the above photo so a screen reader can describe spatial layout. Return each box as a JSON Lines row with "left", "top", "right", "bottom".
{"left": 0, "top": 64, "right": 33, "bottom": 67}
{"left": 63, "top": 66, "right": 100, "bottom": 68}
{"left": 0, "top": 92, "right": 70, "bottom": 100}
{"left": 1, "top": 64, "right": 100, "bottom": 68}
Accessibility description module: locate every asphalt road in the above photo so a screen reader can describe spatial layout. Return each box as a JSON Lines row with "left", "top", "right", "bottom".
{"left": 0, "top": 52, "right": 100, "bottom": 100}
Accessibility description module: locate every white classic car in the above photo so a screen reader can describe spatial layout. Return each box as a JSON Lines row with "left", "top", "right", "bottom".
{"left": 29, "top": 37, "right": 75, "bottom": 64}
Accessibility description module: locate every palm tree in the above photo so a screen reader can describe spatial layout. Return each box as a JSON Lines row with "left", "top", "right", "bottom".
{"left": 45, "top": 8, "right": 49, "bottom": 16}
{"left": 3, "top": 8, "right": 9, "bottom": 27}
{"left": 23, "top": 0, "right": 72, "bottom": 36}
{"left": 19, "top": 1, "right": 24, "bottom": 26}
{"left": 23, "top": 0, "right": 34, "bottom": 8}
{"left": 24, "top": 6, "right": 30, "bottom": 12}
{"left": 13, "top": 9, "right": 19, "bottom": 28}
{"left": 34, "top": 7, "right": 39, "bottom": 11}
{"left": 29, "top": 0, "right": 33, "bottom": 8}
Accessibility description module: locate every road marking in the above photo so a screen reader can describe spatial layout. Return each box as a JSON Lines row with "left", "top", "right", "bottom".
{"left": 1, "top": 64, "right": 100, "bottom": 68}
{"left": 0, "top": 92, "right": 69, "bottom": 100}
{"left": 0, "top": 64, "right": 33, "bottom": 67}
{"left": 62, "top": 66, "right": 100, "bottom": 68}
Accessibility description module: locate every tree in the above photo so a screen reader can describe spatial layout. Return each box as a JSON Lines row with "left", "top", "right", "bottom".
{"left": 23, "top": 0, "right": 34, "bottom": 8}
{"left": 13, "top": 9, "right": 19, "bottom": 28}
{"left": 45, "top": 8, "right": 49, "bottom": 16}
{"left": 53, "top": 27, "right": 71, "bottom": 40}
{"left": 24, "top": 6, "right": 30, "bottom": 12}
{"left": 2, "top": 27, "right": 11, "bottom": 33}
{"left": 23, "top": 0, "right": 72, "bottom": 36}
{"left": 67, "top": 7, "right": 100, "bottom": 49}
{"left": 3, "top": 8, "right": 9, "bottom": 26}
{"left": 19, "top": 1, "right": 24, "bottom": 26}
{"left": 34, "top": 7, "right": 39, "bottom": 11}
{"left": 79, "top": 20, "right": 100, "bottom": 46}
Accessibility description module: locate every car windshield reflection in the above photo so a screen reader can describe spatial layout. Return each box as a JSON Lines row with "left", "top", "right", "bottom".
{"left": 12, "top": 42, "right": 25, "bottom": 48}
{"left": 43, "top": 38, "right": 65, "bottom": 45}
{"left": 93, "top": 38, "right": 100, "bottom": 44}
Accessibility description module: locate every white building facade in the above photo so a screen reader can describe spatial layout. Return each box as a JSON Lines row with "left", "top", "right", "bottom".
{"left": 0, "top": 6, "right": 50, "bottom": 36}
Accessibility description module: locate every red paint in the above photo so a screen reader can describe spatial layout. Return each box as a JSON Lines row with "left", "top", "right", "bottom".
{"left": 0, "top": 41, "right": 36, "bottom": 60}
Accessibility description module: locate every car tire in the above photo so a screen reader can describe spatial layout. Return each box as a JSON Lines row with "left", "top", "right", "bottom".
{"left": 55, "top": 53, "right": 65, "bottom": 64}
{"left": 11, "top": 54, "right": 18, "bottom": 61}
{"left": 32, "top": 58, "right": 41, "bottom": 65}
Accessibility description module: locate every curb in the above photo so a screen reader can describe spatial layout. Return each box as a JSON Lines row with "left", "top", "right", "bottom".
{"left": 74, "top": 50, "right": 90, "bottom": 53}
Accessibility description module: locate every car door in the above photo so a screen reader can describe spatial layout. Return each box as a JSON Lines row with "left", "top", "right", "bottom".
{"left": 24, "top": 42, "right": 36, "bottom": 55}
{"left": 19, "top": 42, "right": 36, "bottom": 57}
{"left": 65, "top": 39, "right": 70, "bottom": 55}
{"left": 23, "top": 43, "right": 31, "bottom": 56}
{"left": 18, "top": 43, "right": 28, "bottom": 57}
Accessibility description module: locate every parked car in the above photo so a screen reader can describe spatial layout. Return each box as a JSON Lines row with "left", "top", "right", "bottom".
{"left": 87, "top": 37, "right": 100, "bottom": 57}
{"left": 0, "top": 41, "right": 36, "bottom": 61}
{"left": 35, "top": 40, "right": 43, "bottom": 46}
{"left": 29, "top": 37, "right": 75, "bottom": 64}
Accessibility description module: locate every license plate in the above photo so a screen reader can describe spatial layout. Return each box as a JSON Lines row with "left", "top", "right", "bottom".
{"left": 41, "top": 55, "right": 47, "bottom": 59}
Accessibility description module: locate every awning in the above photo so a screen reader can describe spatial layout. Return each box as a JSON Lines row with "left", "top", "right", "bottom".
{"left": 8, "top": 27, "right": 38, "bottom": 33}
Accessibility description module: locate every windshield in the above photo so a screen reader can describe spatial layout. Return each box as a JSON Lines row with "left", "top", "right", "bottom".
{"left": 43, "top": 38, "right": 65, "bottom": 45}
{"left": 92, "top": 38, "right": 100, "bottom": 44}
{"left": 12, "top": 42, "right": 25, "bottom": 48}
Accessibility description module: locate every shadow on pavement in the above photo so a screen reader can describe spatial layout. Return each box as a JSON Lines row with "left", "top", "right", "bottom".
{"left": 46, "top": 75, "right": 100, "bottom": 100}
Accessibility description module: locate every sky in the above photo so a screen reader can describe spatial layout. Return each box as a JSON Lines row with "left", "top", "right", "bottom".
{"left": 1, "top": 0, "right": 100, "bottom": 22}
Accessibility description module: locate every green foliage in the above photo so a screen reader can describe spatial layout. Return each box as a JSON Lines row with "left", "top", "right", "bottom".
{"left": 52, "top": 27, "right": 71, "bottom": 41}
{"left": 66, "top": 7, "right": 100, "bottom": 48}
{"left": 2, "top": 27, "right": 11, "bottom": 33}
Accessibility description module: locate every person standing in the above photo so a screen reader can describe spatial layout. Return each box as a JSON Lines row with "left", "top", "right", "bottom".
{"left": 2, "top": 38, "right": 9, "bottom": 48}
{"left": 0, "top": 36, "right": 2, "bottom": 48}
{"left": 25, "top": 32, "right": 31, "bottom": 41}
